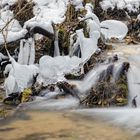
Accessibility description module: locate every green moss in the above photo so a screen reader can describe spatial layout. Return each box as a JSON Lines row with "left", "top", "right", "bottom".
{"left": 58, "top": 25, "right": 70, "bottom": 55}
{"left": 116, "top": 98, "right": 128, "bottom": 106}
{"left": 118, "top": 83, "right": 128, "bottom": 92}
{"left": 116, "top": 75, "right": 128, "bottom": 96}
{"left": 78, "top": 22, "right": 89, "bottom": 38}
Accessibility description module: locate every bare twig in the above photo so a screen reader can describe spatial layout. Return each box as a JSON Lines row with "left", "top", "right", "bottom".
{"left": 0, "top": 0, "right": 33, "bottom": 32}
{"left": 2, "top": 30, "right": 9, "bottom": 56}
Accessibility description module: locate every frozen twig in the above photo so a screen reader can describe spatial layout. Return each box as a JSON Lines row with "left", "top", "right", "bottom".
{"left": 0, "top": 0, "right": 33, "bottom": 32}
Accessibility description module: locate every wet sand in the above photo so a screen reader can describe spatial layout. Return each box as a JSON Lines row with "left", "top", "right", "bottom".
{"left": 0, "top": 110, "right": 139, "bottom": 140}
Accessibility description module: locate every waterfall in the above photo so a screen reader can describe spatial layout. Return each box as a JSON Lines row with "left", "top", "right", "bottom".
{"left": 79, "top": 65, "right": 107, "bottom": 93}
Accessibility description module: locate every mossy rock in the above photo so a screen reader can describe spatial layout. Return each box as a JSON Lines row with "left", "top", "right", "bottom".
{"left": 117, "top": 83, "right": 128, "bottom": 94}
{"left": 81, "top": 62, "right": 129, "bottom": 108}
{"left": 116, "top": 98, "right": 128, "bottom": 106}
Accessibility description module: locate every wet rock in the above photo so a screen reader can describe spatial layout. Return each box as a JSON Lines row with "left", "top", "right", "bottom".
{"left": 3, "top": 92, "right": 21, "bottom": 105}
{"left": 99, "top": 64, "right": 114, "bottom": 82}
{"left": 132, "top": 95, "right": 138, "bottom": 108}
{"left": 118, "top": 62, "right": 130, "bottom": 79}
{"left": 57, "top": 82, "right": 80, "bottom": 100}
{"left": 112, "top": 54, "right": 118, "bottom": 62}
{"left": 32, "top": 82, "right": 44, "bottom": 96}
{"left": 65, "top": 73, "right": 84, "bottom": 80}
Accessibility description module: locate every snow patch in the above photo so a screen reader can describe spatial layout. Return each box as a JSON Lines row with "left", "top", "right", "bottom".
{"left": 101, "top": 0, "right": 140, "bottom": 12}
{"left": 100, "top": 20, "right": 128, "bottom": 40}
{"left": 4, "top": 57, "right": 39, "bottom": 95}
{"left": 37, "top": 55, "right": 82, "bottom": 85}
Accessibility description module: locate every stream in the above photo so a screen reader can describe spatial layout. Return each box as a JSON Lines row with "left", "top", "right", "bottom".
{"left": 1, "top": 43, "right": 140, "bottom": 139}
{"left": 0, "top": 110, "right": 139, "bottom": 140}
{"left": 0, "top": 0, "right": 140, "bottom": 139}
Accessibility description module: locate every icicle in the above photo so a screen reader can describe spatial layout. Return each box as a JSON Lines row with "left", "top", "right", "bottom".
{"left": 54, "top": 30, "right": 60, "bottom": 57}
{"left": 18, "top": 39, "right": 24, "bottom": 64}
{"left": 28, "top": 38, "right": 35, "bottom": 65}
{"left": 18, "top": 38, "right": 35, "bottom": 65}
{"left": 23, "top": 40, "right": 30, "bottom": 65}
{"left": 69, "top": 33, "right": 81, "bottom": 57}
{"left": 69, "top": 33, "right": 75, "bottom": 56}
{"left": 70, "top": 38, "right": 80, "bottom": 57}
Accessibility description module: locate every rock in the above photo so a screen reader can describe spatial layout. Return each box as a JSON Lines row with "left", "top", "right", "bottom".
{"left": 3, "top": 92, "right": 21, "bottom": 105}
{"left": 64, "top": 73, "right": 84, "bottom": 80}
{"left": 57, "top": 82, "right": 80, "bottom": 100}
{"left": 132, "top": 95, "right": 138, "bottom": 108}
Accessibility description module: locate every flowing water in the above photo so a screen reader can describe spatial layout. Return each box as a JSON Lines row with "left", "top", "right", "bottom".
{"left": 73, "top": 43, "right": 140, "bottom": 135}
{"left": 0, "top": 110, "right": 139, "bottom": 140}
{"left": 1, "top": 43, "right": 140, "bottom": 139}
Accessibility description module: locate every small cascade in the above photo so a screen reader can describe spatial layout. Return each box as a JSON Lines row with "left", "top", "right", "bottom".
{"left": 79, "top": 65, "right": 107, "bottom": 93}
{"left": 73, "top": 44, "right": 140, "bottom": 133}
{"left": 81, "top": 62, "right": 129, "bottom": 107}
{"left": 128, "top": 65, "right": 140, "bottom": 107}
